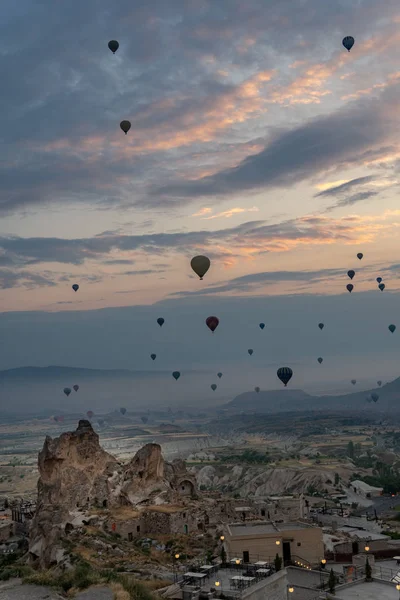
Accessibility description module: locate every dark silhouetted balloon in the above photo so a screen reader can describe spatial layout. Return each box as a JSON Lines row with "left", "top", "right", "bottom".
{"left": 120, "top": 407, "right": 126, "bottom": 415}
{"left": 347, "top": 270, "right": 355, "bottom": 280}
{"left": 379, "top": 283, "right": 385, "bottom": 291}
{"left": 73, "top": 384, "right": 79, "bottom": 392}
{"left": 277, "top": 367, "right": 293, "bottom": 387}
{"left": 255, "top": 386, "right": 260, "bottom": 393}
{"left": 63, "top": 387, "right": 71, "bottom": 397}
{"left": 191, "top": 255, "right": 210, "bottom": 280}
{"left": 342, "top": 36, "right": 355, "bottom": 52}
{"left": 259, "top": 323, "right": 265, "bottom": 330}
{"left": 172, "top": 371, "right": 181, "bottom": 380}
{"left": 318, "top": 323, "right": 324, "bottom": 330}
{"left": 206, "top": 316, "right": 219, "bottom": 332}
{"left": 211, "top": 384, "right": 217, "bottom": 391}
{"left": 347, "top": 284, "right": 354, "bottom": 293}
{"left": 120, "top": 120, "right": 131, "bottom": 134}
{"left": 141, "top": 416, "right": 149, "bottom": 424}
{"left": 108, "top": 40, "right": 119, "bottom": 54}
{"left": 317, "top": 357, "right": 323, "bottom": 364}
{"left": 371, "top": 393, "right": 379, "bottom": 403}
{"left": 351, "top": 379, "right": 356, "bottom": 385}
{"left": 157, "top": 317, "right": 165, "bottom": 327}
{"left": 217, "top": 372, "right": 223, "bottom": 378}
{"left": 357, "top": 253, "right": 363, "bottom": 260}
{"left": 377, "top": 380, "right": 382, "bottom": 387}
{"left": 377, "top": 277, "right": 382, "bottom": 283}
{"left": 248, "top": 349, "right": 254, "bottom": 356}
{"left": 389, "top": 324, "right": 396, "bottom": 333}
{"left": 87, "top": 410, "right": 94, "bottom": 419}
{"left": 72, "top": 284, "right": 79, "bottom": 292}
{"left": 151, "top": 353, "right": 156, "bottom": 360}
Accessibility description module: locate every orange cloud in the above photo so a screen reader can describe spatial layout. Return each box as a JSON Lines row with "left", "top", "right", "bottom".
{"left": 203, "top": 207, "right": 259, "bottom": 220}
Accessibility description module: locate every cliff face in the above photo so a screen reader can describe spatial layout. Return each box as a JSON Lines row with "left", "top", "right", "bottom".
{"left": 29, "top": 421, "right": 197, "bottom": 568}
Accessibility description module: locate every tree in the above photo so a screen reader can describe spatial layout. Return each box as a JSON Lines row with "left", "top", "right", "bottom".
{"left": 274, "top": 553, "right": 282, "bottom": 572}
{"left": 334, "top": 472, "right": 340, "bottom": 485}
{"left": 347, "top": 441, "right": 355, "bottom": 459}
{"left": 328, "top": 568, "right": 336, "bottom": 594}
{"left": 365, "top": 557, "right": 372, "bottom": 581}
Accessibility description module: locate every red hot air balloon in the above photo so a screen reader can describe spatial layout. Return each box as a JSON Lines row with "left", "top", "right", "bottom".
{"left": 206, "top": 316, "right": 219, "bottom": 332}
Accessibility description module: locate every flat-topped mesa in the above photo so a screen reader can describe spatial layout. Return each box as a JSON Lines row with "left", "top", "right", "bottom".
{"left": 29, "top": 422, "right": 198, "bottom": 568}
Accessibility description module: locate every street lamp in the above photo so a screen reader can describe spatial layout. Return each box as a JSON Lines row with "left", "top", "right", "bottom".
{"left": 321, "top": 559, "right": 327, "bottom": 569}
{"left": 220, "top": 535, "right": 225, "bottom": 541}
{"left": 396, "top": 583, "right": 400, "bottom": 591}
{"left": 288, "top": 586, "right": 294, "bottom": 593}
{"left": 364, "top": 546, "right": 370, "bottom": 552}
{"left": 276, "top": 540, "right": 281, "bottom": 546}
{"left": 215, "top": 582, "right": 220, "bottom": 587}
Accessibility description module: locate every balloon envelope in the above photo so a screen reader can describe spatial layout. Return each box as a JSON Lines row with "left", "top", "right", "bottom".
{"left": 377, "top": 380, "right": 382, "bottom": 387}
{"left": 379, "top": 283, "right": 385, "bottom": 291}
{"left": 120, "top": 120, "right": 131, "bottom": 134}
{"left": 217, "top": 372, "right": 223, "bottom": 378}
{"left": 351, "top": 379, "right": 356, "bottom": 385}
{"left": 72, "top": 284, "right": 79, "bottom": 292}
{"left": 108, "top": 40, "right": 119, "bottom": 53}
{"left": 259, "top": 323, "right": 265, "bottom": 330}
{"left": 342, "top": 36, "right": 355, "bottom": 51}
{"left": 206, "top": 316, "right": 219, "bottom": 332}
{"left": 255, "top": 386, "right": 260, "bottom": 393}
{"left": 389, "top": 324, "right": 396, "bottom": 333}
{"left": 73, "top": 384, "right": 79, "bottom": 392}
{"left": 172, "top": 371, "right": 180, "bottom": 380}
{"left": 318, "top": 323, "right": 324, "bottom": 330}
{"left": 190, "top": 255, "right": 210, "bottom": 280}
{"left": 87, "top": 410, "right": 94, "bottom": 418}
{"left": 63, "top": 387, "right": 71, "bottom": 396}
{"left": 157, "top": 317, "right": 165, "bottom": 327}
{"left": 211, "top": 384, "right": 217, "bottom": 391}
{"left": 120, "top": 407, "right": 126, "bottom": 415}
{"left": 248, "top": 349, "right": 254, "bottom": 356}
{"left": 277, "top": 367, "right": 293, "bottom": 387}
{"left": 357, "top": 253, "right": 363, "bottom": 260}
{"left": 371, "top": 393, "right": 379, "bottom": 403}
{"left": 317, "top": 357, "right": 323, "bottom": 364}
{"left": 377, "top": 277, "right": 382, "bottom": 283}
{"left": 347, "top": 270, "right": 355, "bottom": 280}
{"left": 151, "top": 354, "right": 156, "bottom": 360}
{"left": 346, "top": 284, "right": 354, "bottom": 293}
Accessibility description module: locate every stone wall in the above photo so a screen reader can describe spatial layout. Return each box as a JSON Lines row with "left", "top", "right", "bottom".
{"left": 242, "top": 569, "right": 287, "bottom": 600}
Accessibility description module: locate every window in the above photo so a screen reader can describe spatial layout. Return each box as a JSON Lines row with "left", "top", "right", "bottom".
{"left": 261, "top": 509, "right": 266, "bottom": 517}
{"left": 137, "top": 525, "right": 140, "bottom": 532}
{"left": 297, "top": 542, "right": 301, "bottom": 547}
{"left": 128, "top": 532, "right": 133, "bottom": 542}
{"left": 183, "top": 513, "right": 186, "bottom": 518}
{"left": 243, "top": 551, "right": 249, "bottom": 563}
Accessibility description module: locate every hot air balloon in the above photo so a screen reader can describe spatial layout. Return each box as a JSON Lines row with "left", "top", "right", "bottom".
{"left": 371, "top": 393, "right": 379, "bottom": 403}
{"left": 377, "top": 277, "right": 382, "bottom": 284}
{"left": 347, "top": 284, "right": 354, "bottom": 293}
{"left": 318, "top": 323, "right": 324, "bottom": 330}
{"left": 87, "top": 410, "right": 94, "bottom": 419}
{"left": 150, "top": 354, "right": 156, "bottom": 360}
{"left": 377, "top": 380, "right": 382, "bottom": 387}
{"left": 120, "top": 407, "right": 127, "bottom": 415}
{"left": 120, "top": 120, "right": 131, "bottom": 134}
{"left": 108, "top": 40, "right": 119, "bottom": 54}
{"left": 157, "top": 317, "right": 165, "bottom": 327}
{"left": 259, "top": 323, "right": 265, "bottom": 330}
{"left": 277, "top": 367, "right": 293, "bottom": 387}
{"left": 73, "top": 384, "right": 79, "bottom": 392}
{"left": 351, "top": 379, "right": 356, "bottom": 385}
{"left": 98, "top": 418, "right": 105, "bottom": 426}
{"left": 317, "top": 357, "right": 323, "bottom": 364}
{"left": 190, "top": 256, "right": 210, "bottom": 280}
{"left": 63, "top": 387, "right": 71, "bottom": 397}
{"left": 342, "top": 36, "right": 355, "bottom": 52}
{"left": 379, "top": 283, "right": 385, "bottom": 291}
{"left": 211, "top": 384, "right": 217, "bottom": 391}
{"left": 141, "top": 415, "right": 149, "bottom": 424}
{"left": 172, "top": 371, "right": 181, "bottom": 380}
{"left": 357, "top": 253, "right": 363, "bottom": 260}
{"left": 72, "top": 284, "right": 79, "bottom": 292}
{"left": 206, "top": 316, "right": 219, "bottom": 332}
{"left": 217, "top": 372, "right": 223, "bottom": 378}
{"left": 255, "top": 386, "right": 260, "bottom": 393}
{"left": 389, "top": 324, "right": 396, "bottom": 333}
{"left": 248, "top": 349, "right": 254, "bottom": 356}
{"left": 347, "top": 270, "right": 355, "bottom": 280}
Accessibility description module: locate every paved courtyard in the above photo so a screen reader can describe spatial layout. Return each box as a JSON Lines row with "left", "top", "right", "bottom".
{"left": 334, "top": 581, "right": 399, "bottom": 599}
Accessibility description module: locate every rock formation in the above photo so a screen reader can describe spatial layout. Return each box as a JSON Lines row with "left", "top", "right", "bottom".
{"left": 29, "top": 420, "right": 197, "bottom": 568}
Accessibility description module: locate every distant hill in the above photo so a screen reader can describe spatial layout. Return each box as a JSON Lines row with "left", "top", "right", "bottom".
{"left": 227, "top": 376, "right": 400, "bottom": 413}
{"left": 0, "top": 365, "right": 172, "bottom": 380}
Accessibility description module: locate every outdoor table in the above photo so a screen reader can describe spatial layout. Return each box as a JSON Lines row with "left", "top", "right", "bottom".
{"left": 254, "top": 561, "right": 268, "bottom": 567}
{"left": 184, "top": 572, "right": 207, "bottom": 580}
{"left": 230, "top": 575, "right": 255, "bottom": 588}
{"left": 256, "top": 569, "right": 271, "bottom": 576}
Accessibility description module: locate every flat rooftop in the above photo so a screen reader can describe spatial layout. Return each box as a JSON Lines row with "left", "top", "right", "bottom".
{"left": 228, "top": 522, "right": 312, "bottom": 536}
{"left": 333, "top": 581, "right": 398, "bottom": 599}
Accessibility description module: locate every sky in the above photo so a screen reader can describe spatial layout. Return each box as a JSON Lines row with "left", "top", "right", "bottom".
{"left": 1, "top": 0, "right": 400, "bottom": 384}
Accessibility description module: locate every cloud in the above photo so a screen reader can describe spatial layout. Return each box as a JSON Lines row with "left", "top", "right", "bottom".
{"left": 147, "top": 81, "right": 400, "bottom": 204}
{"left": 170, "top": 267, "right": 346, "bottom": 297}
{"left": 0, "top": 269, "right": 57, "bottom": 290}
{"left": 315, "top": 176, "right": 377, "bottom": 198}
{"left": 202, "top": 207, "right": 259, "bottom": 220}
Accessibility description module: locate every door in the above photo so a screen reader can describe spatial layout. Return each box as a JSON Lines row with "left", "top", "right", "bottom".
{"left": 243, "top": 551, "right": 249, "bottom": 563}
{"left": 352, "top": 541, "right": 359, "bottom": 555}
{"left": 283, "top": 541, "right": 291, "bottom": 564}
